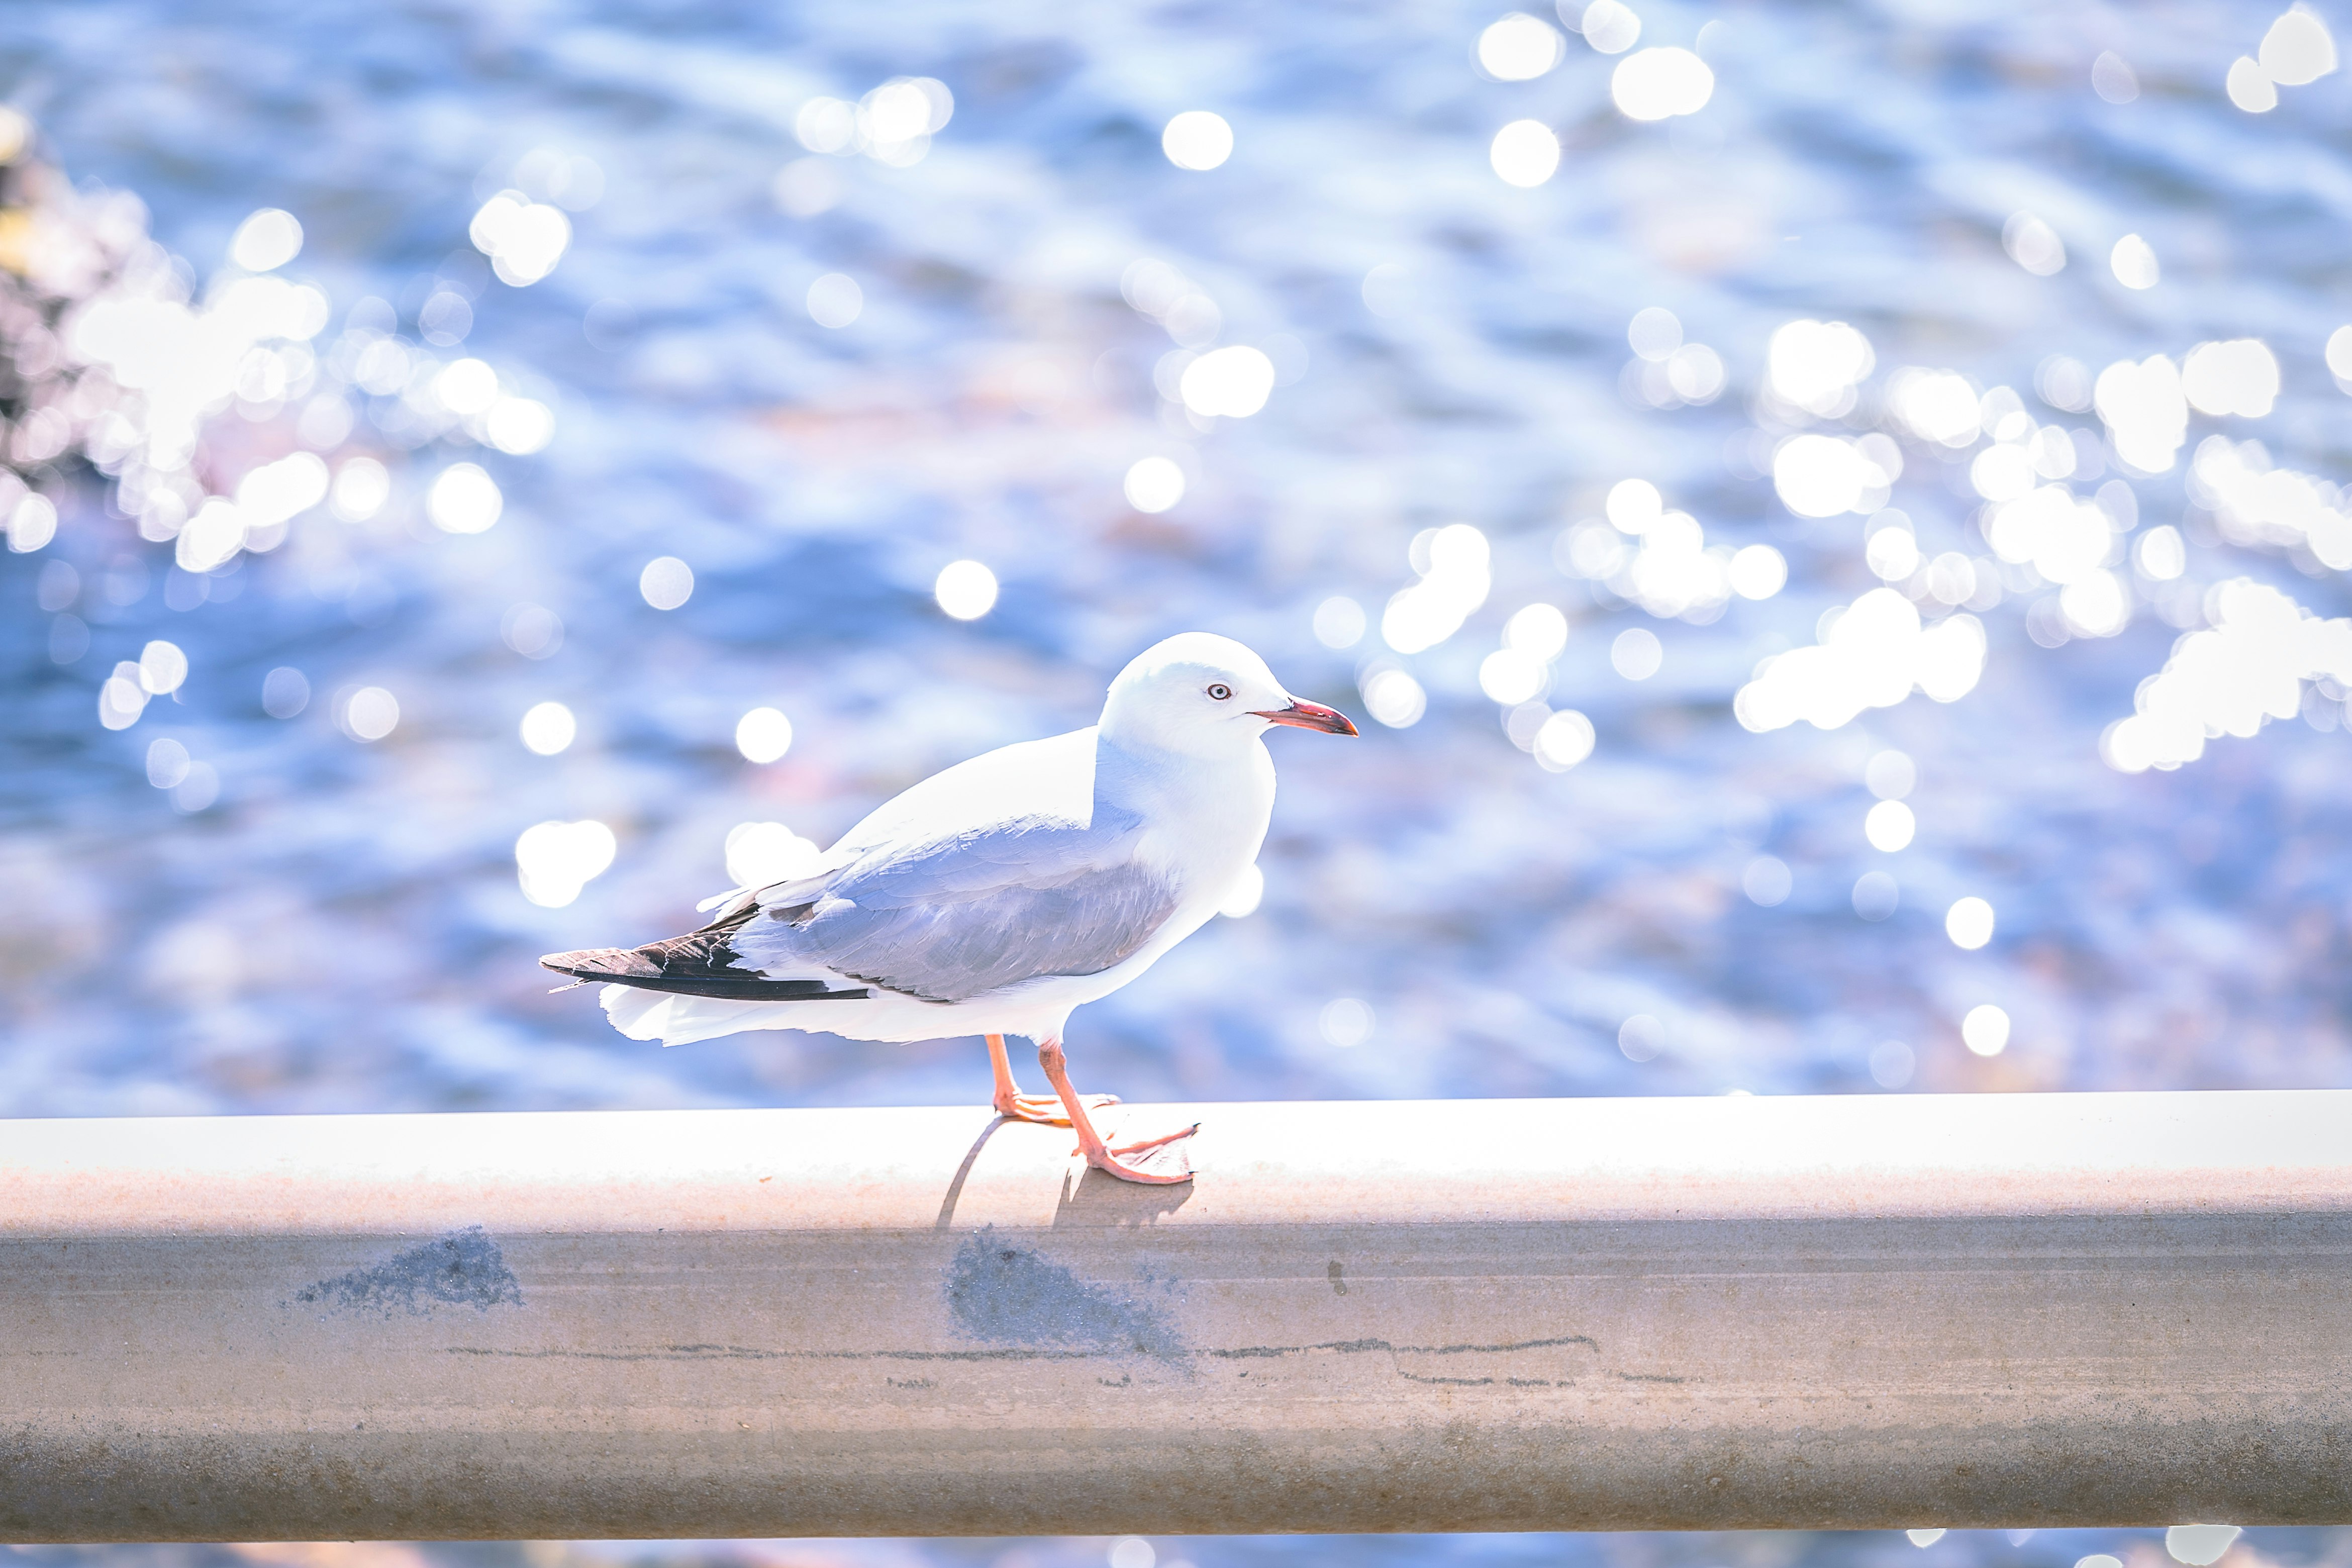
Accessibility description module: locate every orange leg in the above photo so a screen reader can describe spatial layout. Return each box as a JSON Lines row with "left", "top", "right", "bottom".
{"left": 989, "top": 1033, "right": 1116, "bottom": 1126}
{"left": 1037, "top": 1036, "right": 1196, "bottom": 1185}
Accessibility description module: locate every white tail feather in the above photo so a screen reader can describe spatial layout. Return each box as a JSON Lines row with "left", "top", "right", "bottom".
{"left": 598, "top": 984, "right": 798, "bottom": 1047}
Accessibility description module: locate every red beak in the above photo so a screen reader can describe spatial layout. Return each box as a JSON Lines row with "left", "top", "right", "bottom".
{"left": 1252, "top": 698, "right": 1360, "bottom": 736}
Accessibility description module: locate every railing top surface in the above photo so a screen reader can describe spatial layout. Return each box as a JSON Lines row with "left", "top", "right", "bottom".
{"left": 2, "top": 1089, "right": 2345, "bottom": 1236}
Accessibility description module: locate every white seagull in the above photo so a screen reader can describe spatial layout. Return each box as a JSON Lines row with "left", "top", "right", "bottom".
{"left": 543, "top": 632, "right": 1358, "bottom": 1185}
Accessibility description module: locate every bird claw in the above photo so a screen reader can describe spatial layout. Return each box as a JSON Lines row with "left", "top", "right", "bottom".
{"left": 1081, "top": 1122, "right": 1200, "bottom": 1185}
{"left": 995, "top": 1091, "right": 1118, "bottom": 1127}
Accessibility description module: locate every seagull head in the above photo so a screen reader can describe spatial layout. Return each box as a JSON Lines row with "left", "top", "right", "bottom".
{"left": 1100, "top": 632, "right": 1359, "bottom": 756}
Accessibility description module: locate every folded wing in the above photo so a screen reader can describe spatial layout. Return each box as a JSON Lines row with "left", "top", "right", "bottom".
{"left": 732, "top": 808, "right": 1181, "bottom": 1002}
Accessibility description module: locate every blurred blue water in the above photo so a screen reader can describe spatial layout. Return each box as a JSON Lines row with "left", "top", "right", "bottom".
{"left": 5, "top": 0, "right": 2352, "bottom": 1563}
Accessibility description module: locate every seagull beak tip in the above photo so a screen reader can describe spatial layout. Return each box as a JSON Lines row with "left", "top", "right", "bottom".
{"left": 1254, "top": 699, "right": 1360, "bottom": 736}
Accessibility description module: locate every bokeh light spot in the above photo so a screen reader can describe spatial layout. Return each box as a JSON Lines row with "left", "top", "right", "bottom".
{"left": 935, "top": 559, "right": 999, "bottom": 620}
{"left": 230, "top": 209, "right": 303, "bottom": 273}
{"left": 1479, "top": 14, "right": 1565, "bottom": 79}
{"left": 520, "top": 701, "right": 576, "bottom": 756}
{"left": 735, "top": 707, "right": 794, "bottom": 764}
{"left": 1314, "top": 596, "right": 1365, "bottom": 649}
{"left": 1611, "top": 626, "right": 1662, "bottom": 679}
{"left": 1864, "top": 799, "right": 1916, "bottom": 852}
{"left": 1579, "top": 0, "right": 1641, "bottom": 53}
{"left": 1961, "top": 1004, "right": 2011, "bottom": 1057}
{"left": 1611, "top": 48, "right": 1714, "bottom": 121}
{"left": 1319, "top": 997, "right": 1373, "bottom": 1047}
{"left": 516, "top": 820, "right": 616, "bottom": 908}
{"left": 427, "top": 463, "right": 503, "bottom": 534}
{"left": 1742, "top": 855, "right": 1792, "bottom": 907}
{"left": 2110, "top": 233, "right": 2160, "bottom": 290}
{"left": 640, "top": 556, "right": 694, "bottom": 611}
{"left": 340, "top": 686, "right": 399, "bottom": 743}
{"left": 1946, "top": 896, "right": 1996, "bottom": 949}
{"left": 1361, "top": 667, "right": 1427, "bottom": 728}
{"left": 1162, "top": 112, "right": 1234, "bottom": 171}
{"left": 1124, "top": 456, "right": 1185, "bottom": 513}
{"left": 807, "top": 273, "right": 863, "bottom": 328}
{"left": 1533, "top": 708, "right": 1595, "bottom": 771}
{"left": 1490, "top": 120, "right": 1561, "bottom": 186}
{"left": 1219, "top": 862, "right": 1264, "bottom": 919}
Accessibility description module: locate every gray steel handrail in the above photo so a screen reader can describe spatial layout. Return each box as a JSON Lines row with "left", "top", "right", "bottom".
{"left": 2, "top": 1090, "right": 2345, "bottom": 1540}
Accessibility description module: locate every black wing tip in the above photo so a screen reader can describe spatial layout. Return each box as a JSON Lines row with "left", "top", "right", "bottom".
{"left": 541, "top": 948, "right": 640, "bottom": 980}
{"left": 538, "top": 949, "right": 868, "bottom": 1002}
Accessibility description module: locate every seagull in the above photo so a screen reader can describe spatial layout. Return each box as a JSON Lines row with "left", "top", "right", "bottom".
{"left": 542, "top": 632, "right": 1358, "bottom": 1185}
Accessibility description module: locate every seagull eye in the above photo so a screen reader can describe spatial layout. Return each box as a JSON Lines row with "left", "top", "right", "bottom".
{"left": 1206, "top": 683, "right": 1233, "bottom": 701}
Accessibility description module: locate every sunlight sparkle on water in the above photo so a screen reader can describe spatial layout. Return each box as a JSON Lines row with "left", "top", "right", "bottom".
{"left": 1743, "top": 855, "right": 1792, "bottom": 907}
{"left": 338, "top": 686, "right": 399, "bottom": 743}
{"left": 807, "top": 274, "right": 863, "bottom": 329}
{"left": 1866, "top": 524, "right": 1919, "bottom": 582}
{"left": 1774, "top": 433, "right": 1895, "bottom": 518}
{"left": 1505, "top": 602, "right": 1570, "bottom": 660}
{"left": 330, "top": 457, "right": 389, "bottom": 521}
{"left": 2110, "top": 234, "right": 2160, "bottom": 290}
{"left": 1123, "top": 455, "right": 1186, "bottom": 513}
{"left": 7, "top": 493, "right": 56, "bottom": 552}
{"left": 735, "top": 707, "right": 794, "bottom": 764}
{"left": 2189, "top": 437, "right": 2352, "bottom": 567}
{"left": 138, "top": 639, "right": 186, "bottom": 695}
{"left": 1313, "top": 596, "right": 1365, "bottom": 649}
{"left": 2002, "top": 213, "right": 2067, "bottom": 275}
{"left": 1865, "top": 800, "right": 1915, "bottom": 852}
{"left": 1947, "top": 897, "right": 1996, "bottom": 950}
{"left": 2260, "top": 9, "right": 2337, "bottom": 85}
{"left": 434, "top": 358, "right": 499, "bottom": 417}
{"left": 2104, "top": 579, "right": 2352, "bottom": 771}
{"left": 485, "top": 397, "right": 554, "bottom": 455}
{"left": 1618, "top": 1014, "right": 1663, "bottom": 1061}
{"left": 1180, "top": 346, "right": 1275, "bottom": 417}
{"left": 516, "top": 820, "right": 616, "bottom": 908}
{"left": 1490, "top": 121, "right": 1561, "bottom": 187}
{"left": 1533, "top": 709, "right": 1595, "bottom": 771}
{"left": 261, "top": 667, "right": 309, "bottom": 719}
{"left": 1219, "top": 862, "right": 1265, "bottom": 919}
{"left": 1319, "top": 998, "right": 1374, "bottom": 1048}
{"left": 639, "top": 556, "right": 694, "bottom": 611}
{"left": 1611, "top": 626, "right": 1662, "bottom": 679}
{"left": 1866, "top": 750, "right": 1916, "bottom": 800}
{"left": 726, "top": 821, "right": 822, "bottom": 888}
{"left": 1611, "top": 48, "right": 1714, "bottom": 121}
{"left": 1162, "top": 112, "right": 1233, "bottom": 171}
{"left": 935, "top": 559, "right": 999, "bottom": 620}
{"left": 427, "top": 463, "right": 502, "bottom": 534}
{"left": 2092, "top": 51, "right": 2140, "bottom": 104}
{"left": 1479, "top": 13, "right": 1564, "bottom": 79}
{"left": 1384, "top": 524, "right": 1490, "bottom": 653}
{"left": 1767, "top": 319, "right": 1874, "bottom": 415}
{"left": 2229, "top": 56, "right": 2282, "bottom": 111}
{"left": 1577, "top": 0, "right": 1640, "bottom": 53}
{"left": 2094, "top": 355, "right": 2187, "bottom": 472}
{"left": 1890, "top": 368, "right": 1983, "bottom": 446}
{"left": 229, "top": 209, "right": 303, "bottom": 273}
{"left": 1360, "top": 667, "right": 1427, "bottom": 728}
{"left": 2182, "top": 339, "right": 2279, "bottom": 418}
{"left": 519, "top": 702, "right": 576, "bottom": 756}
{"left": 1736, "top": 590, "right": 1985, "bottom": 731}
{"left": 469, "top": 192, "right": 571, "bottom": 286}
{"left": 1962, "top": 1003, "right": 2011, "bottom": 1056}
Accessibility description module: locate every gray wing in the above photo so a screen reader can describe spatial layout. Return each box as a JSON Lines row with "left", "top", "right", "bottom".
{"left": 728, "top": 807, "right": 1181, "bottom": 1004}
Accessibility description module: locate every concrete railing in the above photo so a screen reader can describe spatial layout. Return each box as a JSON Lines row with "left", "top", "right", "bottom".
{"left": 4, "top": 1090, "right": 2349, "bottom": 1541}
